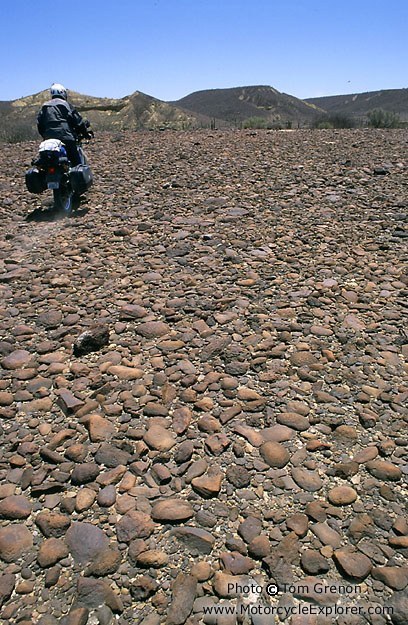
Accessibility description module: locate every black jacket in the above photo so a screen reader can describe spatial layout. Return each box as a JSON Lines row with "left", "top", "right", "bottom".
{"left": 37, "top": 97, "right": 86, "bottom": 142}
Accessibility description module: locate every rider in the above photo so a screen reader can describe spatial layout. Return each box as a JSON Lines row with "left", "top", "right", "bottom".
{"left": 37, "top": 83, "right": 92, "bottom": 166}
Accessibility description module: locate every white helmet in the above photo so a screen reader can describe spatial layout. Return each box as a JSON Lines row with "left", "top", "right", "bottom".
{"left": 50, "top": 83, "right": 67, "bottom": 99}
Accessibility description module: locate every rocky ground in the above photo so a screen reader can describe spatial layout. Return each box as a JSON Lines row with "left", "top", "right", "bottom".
{"left": 0, "top": 128, "right": 407, "bottom": 625}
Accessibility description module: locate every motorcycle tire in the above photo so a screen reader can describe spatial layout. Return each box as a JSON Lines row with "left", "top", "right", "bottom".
{"left": 53, "top": 185, "right": 73, "bottom": 214}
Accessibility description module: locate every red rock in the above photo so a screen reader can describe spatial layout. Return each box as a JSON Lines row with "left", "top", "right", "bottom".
{"left": 37, "top": 538, "right": 69, "bottom": 567}
{"left": 116, "top": 510, "right": 155, "bottom": 542}
{"left": 152, "top": 499, "right": 194, "bottom": 522}
{"left": 172, "top": 406, "right": 192, "bottom": 434}
{"left": 192, "top": 471, "right": 223, "bottom": 498}
{"left": 328, "top": 485, "right": 358, "bottom": 506}
{"left": 333, "top": 549, "right": 372, "bottom": 581}
{"left": 0, "top": 495, "right": 31, "bottom": 519}
{"left": 79, "top": 413, "right": 116, "bottom": 441}
{"left": 136, "top": 321, "right": 169, "bottom": 338}
{"left": 144, "top": 424, "right": 175, "bottom": 451}
{"left": 1, "top": 350, "right": 31, "bottom": 370}
{"left": 260, "top": 441, "right": 290, "bottom": 467}
{"left": 0, "top": 524, "right": 33, "bottom": 562}
{"left": 0, "top": 392, "right": 13, "bottom": 406}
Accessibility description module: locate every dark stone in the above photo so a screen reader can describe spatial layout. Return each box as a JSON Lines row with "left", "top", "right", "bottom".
{"left": 166, "top": 573, "right": 197, "bottom": 625}
{"left": 116, "top": 511, "right": 155, "bottom": 542}
{"left": 76, "top": 577, "right": 123, "bottom": 613}
{"left": 151, "top": 499, "right": 194, "bottom": 522}
{"left": 130, "top": 576, "right": 158, "bottom": 600}
{"left": 94, "top": 443, "right": 131, "bottom": 468}
{"left": 220, "top": 551, "right": 254, "bottom": 574}
{"left": 38, "top": 617, "right": 59, "bottom": 625}
{"left": 171, "top": 527, "right": 215, "bottom": 555}
{"left": 238, "top": 516, "right": 262, "bottom": 543}
{"left": 0, "top": 495, "right": 31, "bottom": 519}
{"left": 0, "top": 574, "right": 15, "bottom": 607}
{"left": 71, "top": 462, "right": 100, "bottom": 485}
{"left": 263, "top": 532, "right": 300, "bottom": 588}
{"left": 0, "top": 524, "right": 33, "bottom": 562}
{"left": 200, "top": 336, "right": 232, "bottom": 362}
{"left": 195, "top": 510, "right": 217, "bottom": 528}
{"left": 97, "top": 485, "right": 117, "bottom": 507}
{"left": 333, "top": 549, "right": 372, "bottom": 581}
{"left": 247, "top": 535, "right": 271, "bottom": 559}
{"left": 65, "top": 522, "right": 109, "bottom": 564}
{"left": 386, "top": 588, "right": 408, "bottom": 625}
{"left": 372, "top": 567, "right": 408, "bottom": 591}
{"left": 37, "top": 310, "right": 63, "bottom": 328}
{"left": 35, "top": 512, "right": 70, "bottom": 538}
{"left": 174, "top": 440, "right": 194, "bottom": 464}
{"left": 62, "top": 608, "right": 89, "bottom": 625}
{"left": 45, "top": 566, "right": 60, "bottom": 588}
{"left": 73, "top": 324, "right": 110, "bottom": 356}
{"left": 291, "top": 467, "right": 323, "bottom": 492}
{"left": 301, "top": 549, "right": 330, "bottom": 574}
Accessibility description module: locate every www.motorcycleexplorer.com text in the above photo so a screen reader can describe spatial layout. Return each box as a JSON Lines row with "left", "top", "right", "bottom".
{"left": 200, "top": 581, "right": 394, "bottom": 621}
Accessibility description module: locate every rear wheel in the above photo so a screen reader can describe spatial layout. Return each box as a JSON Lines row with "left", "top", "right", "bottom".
{"left": 53, "top": 183, "right": 73, "bottom": 214}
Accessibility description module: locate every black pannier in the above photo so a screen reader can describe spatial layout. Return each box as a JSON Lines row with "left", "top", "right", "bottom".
{"left": 25, "top": 167, "right": 46, "bottom": 194}
{"left": 69, "top": 164, "right": 93, "bottom": 195}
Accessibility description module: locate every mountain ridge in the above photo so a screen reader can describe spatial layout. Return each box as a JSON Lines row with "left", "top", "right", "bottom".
{"left": 170, "top": 85, "right": 323, "bottom": 124}
{"left": 306, "top": 87, "right": 408, "bottom": 120}
{"left": 0, "top": 88, "right": 209, "bottom": 138}
{"left": 1, "top": 85, "right": 407, "bottom": 140}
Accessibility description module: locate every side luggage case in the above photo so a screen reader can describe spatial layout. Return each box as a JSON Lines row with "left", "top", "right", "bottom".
{"left": 69, "top": 165, "right": 93, "bottom": 195}
{"left": 25, "top": 167, "right": 46, "bottom": 194}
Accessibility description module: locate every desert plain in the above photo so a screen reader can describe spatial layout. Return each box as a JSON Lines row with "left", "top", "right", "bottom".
{"left": 0, "top": 128, "right": 407, "bottom": 624}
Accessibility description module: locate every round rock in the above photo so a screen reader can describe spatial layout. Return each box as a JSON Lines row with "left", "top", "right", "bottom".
{"left": 151, "top": 499, "right": 194, "bottom": 522}
{"left": 65, "top": 522, "right": 109, "bottom": 564}
{"left": 144, "top": 425, "right": 176, "bottom": 452}
{"left": 276, "top": 412, "right": 310, "bottom": 431}
{"left": 328, "top": 485, "right": 358, "bottom": 506}
{"left": 0, "top": 524, "right": 33, "bottom": 563}
{"left": 366, "top": 460, "right": 402, "bottom": 481}
{"left": 292, "top": 467, "right": 323, "bottom": 492}
{"left": 260, "top": 441, "right": 290, "bottom": 468}
{"left": 0, "top": 495, "right": 32, "bottom": 520}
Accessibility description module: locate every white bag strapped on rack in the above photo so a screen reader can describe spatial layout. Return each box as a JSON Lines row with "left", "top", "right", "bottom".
{"left": 39, "top": 139, "right": 64, "bottom": 152}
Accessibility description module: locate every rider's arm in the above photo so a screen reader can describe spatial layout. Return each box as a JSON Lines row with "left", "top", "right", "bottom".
{"left": 64, "top": 102, "right": 84, "bottom": 137}
{"left": 37, "top": 107, "right": 46, "bottom": 137}
{"left": 69, "top": 104, "right": 89, "bottom": 136}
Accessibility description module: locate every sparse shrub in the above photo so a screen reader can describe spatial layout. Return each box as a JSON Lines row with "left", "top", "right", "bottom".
{"left": 316, "top": 121, "right": 334, "bottom": 129}
{"left": 266, "top": 121, "right": 283, "bottom": 130}
{"left": 243, "top": 117, "right": 267, "bottom": 129}
{"left": 367, "top": 108, "right": 400, "bottom": 128}
{"left": 330, "top": 114, "right": 355, "bottom": 128}
{"left": 0, "top": 121, "right": 37, "bottom": 143}
{"left": 311, "top": 114, "right": 356, "bottom": 129}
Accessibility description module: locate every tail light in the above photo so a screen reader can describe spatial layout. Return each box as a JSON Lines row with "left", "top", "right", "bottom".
{"left": 48, "top": 167, "right": 56, "bottom": 174}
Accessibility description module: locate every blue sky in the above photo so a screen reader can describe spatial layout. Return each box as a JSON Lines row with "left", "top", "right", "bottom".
{"left": 2, "top": 0, "right": 407, "bottom": 101}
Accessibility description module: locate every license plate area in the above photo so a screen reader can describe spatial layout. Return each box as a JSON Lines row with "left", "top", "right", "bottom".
{"left": 47, "top": 181, "right": 60, "bottom": 189}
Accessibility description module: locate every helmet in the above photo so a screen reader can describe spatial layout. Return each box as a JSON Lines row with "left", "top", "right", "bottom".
{"left": 50, "top": 83, "right": 67, "bottom": 99}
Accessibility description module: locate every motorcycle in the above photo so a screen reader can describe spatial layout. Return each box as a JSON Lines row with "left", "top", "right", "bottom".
{"left": 25, "top": 125, "right": 93, "bottom": 213}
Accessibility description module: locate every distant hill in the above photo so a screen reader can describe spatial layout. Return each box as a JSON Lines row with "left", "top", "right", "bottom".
{"left": 2, "top": 84, "right": 408, "bottom": 142}
{"left": 0, "top": 89, "right": 211, "bottom": 141}
{"left": 306, "top": 88, "right": 408, "bottom": 121}
{"left": 172, "top": 85, "right": 324, "bottom": 125}
{"left": 0, "top": 85, "right": 323, "bottom": 141}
